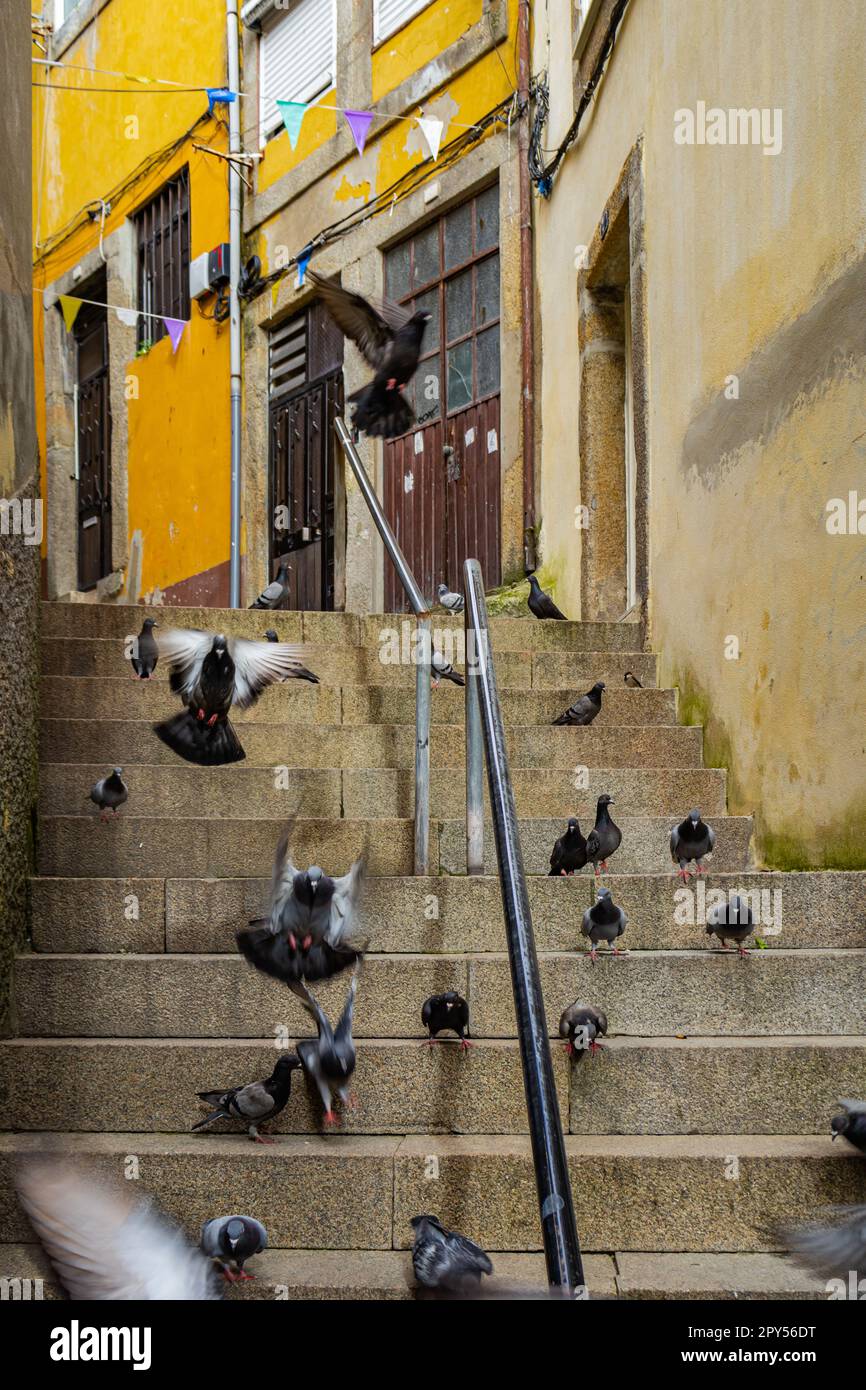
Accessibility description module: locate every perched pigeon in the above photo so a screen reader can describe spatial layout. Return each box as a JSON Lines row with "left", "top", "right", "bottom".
{"left": 559, "top": 1003, "right": 608, "bottom": 1058}
{"left": 249, "top": 561, "right": 290, "bottom": 610}
{"left": 294, "top": 971, "right": 359, "bottom": 1127}
{"left": 15, "top": 1162, "right": 219, "bottom": 1300}
{"left": 782, "top": 1205, "right": 866, "bottom": 1279}
{"left": 527, "top": 574, "right": 567, "bottom": 620}
{"left": 192, "top": 1053, "right": 301, "bottom": 1143}
{"left": 671, "top": 808, "right": 715, "bottom": 880}
{"left": 130, "top": 618, "right": 159, "bottom": 679}
{"left": 549, "top": 817, "right": 587, "bottom": 876}
{"left": 89, "top": 767, "right": 128, "bottom": 821}
{"left": 153, "top": 628, "right": 313, "bottom": 765}
{"left": 553, "top": 682, "right": 605, "bottom": 726}
{"left": 831, "top": 1099, "right": 866, "bottom": 1153}
{"left": 264, "top": 629, "right": 278, "bottom": 642}
{"left": 411, "top": 1214, "right": 493, "bottom": 1295}
{"left": 585, "top": 794, "right": 622, "bottom": 875}
{"left": 432, "top": 650, "right": 465, "bottom": 687}
{"left": 437, "top": 583, "right": 465, "bottom": 613}
{"left": 421, "top": 991, "right": 472, "bottom": 1049}
{"left": 705, "top": 893, "right": 754, "bottom": 956}
{"left": 309, "top": 270, "right": 431, "bottom": 439}
{"left": 200, "top": 1215, "right": 267, "bottom": 1284}
{"left": 581, "top": 887, "right": 627, "bottom": 962}
{"left": 623, "top": 671, "right": 642, "bottom": 689}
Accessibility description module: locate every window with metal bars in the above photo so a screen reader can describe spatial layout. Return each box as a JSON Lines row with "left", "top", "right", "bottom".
{"left": 135, "top": 167, "right": 191, "bottom": 349}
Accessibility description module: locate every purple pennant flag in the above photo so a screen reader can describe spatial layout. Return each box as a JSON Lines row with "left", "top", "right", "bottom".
{"left": 344, "top": 108, "right": 373, "bottom": 156}
{"left": 163, "top": 317, "right": 186, "bottom": 353}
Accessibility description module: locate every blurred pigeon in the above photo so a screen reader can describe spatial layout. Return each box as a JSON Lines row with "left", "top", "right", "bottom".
{"left": 421, "top": 990, "right": 472, "bottom": 1049}
{"left": 153, "top": 628, "right": 313, "bottom": 765}
{"left": 585, "top": 794, "right": 622, "bottom": 875}
{"left": 264, "top": 629, "right": 278, "bottom": 642}
{"left": 559, "top": 1003, "right": 608, "bottom": 1058}
{"left": 782, "top": 1205, "right": 866, "bottom": 1280}
{"left": 553, "top": 682, "right": 604, "bottom": 726}
{"left": 437, "top": 583, "right": 465, "bottom": 613}
{"left": 411, "top": 1214, "right": 493, "bottom": 1295}
{"left": 527, "top": 574, "right": 567, "bottom": 620}
{"left": 432, "top": 650, "right": 465, "bottom": 687}
{"left": 706, "top": 893, "right": 754, "bottom": 956}
{"left": 130, "top": 618, "right": 159, "bottom": 679}
{"left": 15, "top": 1161, "right": 219, "bottom": 1300}
{"left": 549, "top": 817, "right": 587, "bottom": 876}
{"left": 831, "top": 1100, "right": 866, "bottom": 1153}
{"left": 623, "top": 671, "right": 642, "bottom": 689}
{"left": 581, "top": 887, "right": 627, "bottom": 962}
{"left": 200, "top": 1215, "right": 267, "bottom": 1284}
{"left": 89, "top": 767, "right": 128, "bottom": 822}
{"left": 192, "top": 1053, "right": 301, "bottom": 1143}
{"left": 249, "top": 561, "right": 290, "bottom": 610}
{"left": 263, "top": 629, "right": 319, "bottom": 683}
{"left": 294, "top": 971, "right": 359, "bottom": 1127}
{"left": 309, "top": 270, "right": 431, "bottom": 439}
{"left": 671, "top": 808, "right": 715, "bottom": 880}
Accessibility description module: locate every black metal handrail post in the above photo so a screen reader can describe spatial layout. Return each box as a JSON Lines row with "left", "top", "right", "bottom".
{"left": 463, "top": 558, "right": 584, "bottom": 1294}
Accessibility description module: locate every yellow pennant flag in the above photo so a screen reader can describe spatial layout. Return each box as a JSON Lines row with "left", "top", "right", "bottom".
{"left": 59, "top": 295, "right": 82, "bottom": 332}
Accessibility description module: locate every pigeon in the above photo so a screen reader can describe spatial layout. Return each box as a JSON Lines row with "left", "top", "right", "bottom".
{"left": 437, "top": 583, "right": 465, "bottom": 613}
{"left": 411, "top": 1214, "right": 493, "bottom": 1295}
{"left": 200, "top": 1215, "right": 267, "bottom": 1284}
{"left": 585, "top": 794, "right": 622, "bottom": 875}
{"left": 527, "top": 574, "right": 567, "bottom": 620}
{"left": 264, "top": 629, "right": 278, "bottom": 642}
{"left": 152, "top": 628, "right": 313, "bottom": 765}
{"left": 548, "top": 817, "right": 587, "bottom": 875}
{"left": 236, "top": 820, "right": 367, "bottom": 986}
{"left": 671, "top": 808, "right": 716, "bottom": 880}
{"left": 705, "top": 893, "right": 754, "bottom": 956}
{"left": 294, "top": 971, "right": 359, "bottom": 1128}
{"left": 89, "top": 767, "right": 128, "bottom": 821}
{"left": 782, "top": 1205, "right": 866, "bottom": 1280}
{"left": 15, "top": 1161, "right": 219, "bottom": 1300}
{"left": 623, "top": 671, "right": 642, "bottom": 688}
{"left": 263, "top": 628, "right": 319, "bottom": 682}
{"left": 308, "top": 270, "right": 431, "bottom": 439}
{"left": 431, "top": 650, "right": 465, "bottom": 687}
{"left": 559, "top": 1003, "right": 608, "bottom": 1058}
{"left": 831, "top": 1099, "right": 866, "bottom": 1153}
{"left": 249, "top": 561, "right": 290, "bottom": 610}
{"left": 192, "top": 1053, "right": 302, "bottom": 1143}
{"left": 130, "top": 618, "right": 159, "bottom": 678}
{"left": 581, "top": 887, "right": 627, "bottom": 962}
{"left": 552, "top": 682, "right": 605, "bottom": 726}
{"left": 421, "top": 990, "right": 472, "bottom": 1048}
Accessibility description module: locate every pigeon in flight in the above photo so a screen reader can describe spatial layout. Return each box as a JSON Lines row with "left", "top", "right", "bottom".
{"left": 623, "top": 671, "right": 642, "bottom": 688}
{"left": 89, "top": 767, "right": 128, "bottom": 822}
{"left": 262, "top": 629, "right": 319, "bottom": 683}
{"left": 130, "top": 618, "right": 159, "bottom": 679}
{"left": 264, "top": 629, "right": 278, "bottom": 642}
{"left": 831, "top": 1099, "right": 866, "bottom": 1153}
{"left": 421, "top": 991, "right": 472, "bottom": 1048}
{"left": 309, "top": 270, "right": 431, "bottom": 439}
{"left": 437, "top": 583, "right": 465, "bottom": 613}
{"left": 192, "top": 1053, "right": 301, "bottom": 1143}
{"left": 585, "top": 794, "right": 622, "bottom": 875}
{"left": 527, "top": 574, "right": 567, "bottom": 620}
{"left": 294, "top": 971, "right": 359, "bottom": 1128}
{"left": 782, "top": 1205, "right": 866, "bottom": 1280}
{"left": 553, "top": 682, "right": 605, "bottom": 726}
{"left": 152, "top": 628, "right": 314, "bottom": 765}
{"left": 431, "top": 650, "right": 465, "bottom": 687}
{"left": 249, "top": 562, "right": 291, "bottom": 610}
{"left": 200, "top": 1215, "right": 267, "bottom": 1284}
{"left": 549, "top": 817, "right": 587, "bottom": 876}
{"left": 411, "top": 1214, "right": 493, "bottom": 1295}
{"left": 581, "top": 887, "right": 628, "bottom": 962}
{"left": 559, "top": 1002, "right": 608, "bottom": 1058}
{"left": 705, "top": 893, "right": 754, "bottom": 956}
{"left": 670, "top": 808, "right": 715, "bottom": 880}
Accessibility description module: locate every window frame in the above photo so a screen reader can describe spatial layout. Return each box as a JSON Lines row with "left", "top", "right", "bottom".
{"left": 258, "top": 0, "right": 338, "bottom": 143}
{"left": 373, "top": 0, "right": 434, "bottom": 46}
{"left": 134, "top": 167, "right": 191, "bottom": 350}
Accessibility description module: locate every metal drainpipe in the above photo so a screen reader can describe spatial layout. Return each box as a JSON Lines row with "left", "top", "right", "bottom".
{"left": 517, "top": 0, "right": 537, "bottom": 574}
{"left": 227, "top": 0, "right": 243, "bottom": 608}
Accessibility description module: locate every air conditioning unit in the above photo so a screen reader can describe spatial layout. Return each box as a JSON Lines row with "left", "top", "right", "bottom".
{"left": 189, "top": 244, "right": 231, "bottom": 300}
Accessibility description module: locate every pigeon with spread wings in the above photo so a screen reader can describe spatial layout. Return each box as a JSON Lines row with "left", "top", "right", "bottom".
{"left": 293, "top": 971, "right": 359, "bottom": 1128}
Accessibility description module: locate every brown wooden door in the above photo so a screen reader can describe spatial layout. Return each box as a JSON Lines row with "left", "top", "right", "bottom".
{"left": 75, "top": 291, "right": 112, "bottom": 590}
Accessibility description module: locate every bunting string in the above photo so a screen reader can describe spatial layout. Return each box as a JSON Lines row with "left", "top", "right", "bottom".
{"left": 34, "top": 289, "right": 189, "bottom": 352}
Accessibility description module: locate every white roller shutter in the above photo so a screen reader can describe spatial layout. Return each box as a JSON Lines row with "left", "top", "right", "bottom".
{"left": 260, "top": 0, "right": 337, "bottom": 138}
{"left": 373, "top": 0, "right": 433, "bottom": 45}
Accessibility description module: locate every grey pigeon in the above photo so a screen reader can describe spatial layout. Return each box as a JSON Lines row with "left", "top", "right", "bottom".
{"left": 671, "top": 808, "right": 716, "bottom": 880}
{"left": 410, "top": 1214, "right": 493, "bottom": 1295}
{"left": 553, "top": 681, "right": 604, "bottom": 726}
{"left": 264, "top": 629, "right": 278, "bottom": 642}
{"left": 782, "top": 1205, "right": 866, "bottom": 1280}
{"left": 527, "top": 574, "right": 567, "bottom": 620}
{"left": 831, "top": 1099, "right": 866, "bottom": 1153}
{"left": 581, "top": 887, "right": 628, "bottom": 962}
{"left": 623, "top": 671, "right": 642, "bottom": 688}
{"left": 249, "top": 561, "right": 290, "bottom": 610}
{"left": 432, "top": 650, "right": 465, "bottom": 687}
{"left": 200, "top": 1215, "right": 267, "bottom": 1284}
{"left": 437, "top": 583, "right": 465, "bottom": 613}
{"left": 706, "top": 893, "right": 754, "bottom": 956}
{"left": 549, "top": 817, "right": 587, "bottom": 875}
{"left": 585, "top": 794, "right": 622, "bottom": 875}
{"left": 421, "top": 990, "right": 472, "bottom": 1049}
{"left": 263, "top": 628, "right": 319, "bottom": 683}
{"left": 559, "top": 1002, "right": 608, "bottom": 1058}
{"left": 130, "top": 618, "right": 159, "bottom": 678}
{"left": 294, "top": 970, "right": 359, "bottom": 1128}
{"left": 192, "top": 1053, "right": 301, "bottom": 1143}
{"left": 89, "top": 767, "right": 128, "bottom": 821}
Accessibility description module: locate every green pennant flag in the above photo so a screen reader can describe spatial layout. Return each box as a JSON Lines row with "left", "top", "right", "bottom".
{"left": 277, "top": 100, "right": 309, "bottom": 151}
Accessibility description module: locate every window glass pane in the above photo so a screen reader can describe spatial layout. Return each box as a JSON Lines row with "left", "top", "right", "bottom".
{"left": 414, "top": 353, "right": 441, "bottom": 422}
{"left": 476, "top": 185, "right": 499, "bottom": 251}
{"left": 476, "top": 326, "right": 500, "bottom": 398}
{"left": 447, "top": 340, "right": 473, "bottom": 412}
{"left": 413, "top": 288, "right": 439, "bottom": 350}
{"left": 445, "top": 267, "right": 472, "bottom": 342}
{"left": 412, "top": 223, "right": 440, "bottom": 288}
{"left": 386, "top": 241, "right": 411, "bottom": 302}
{"left": 475, "top": 256, "right": 499, "bottom": 327}
{"left": 444, "top": 202, "right": 472, "bottom": 269}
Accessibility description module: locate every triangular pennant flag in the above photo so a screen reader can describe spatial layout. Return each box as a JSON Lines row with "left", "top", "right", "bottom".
{"left": 59, "top": 295, "right": 82, "bottom": 332}
{"left": 417, "top": 115, "right": 444, "bottom": 161}
{"left": 207, "top": 87, "right": 236, "bottom": 116}
{"left": 344, "top": 108, "right": 373, "bottom": 156}
{"left": 296, "top": 246, "right": 312, "bottom": 288}
{"left": 277, "top": 100, "right": 309, "bottom": 151}
{"left": 163, "top": 317, "right": 185, "bottom": 353}
{"left": 115, "top": 306, "right": 138, "bottom": 328}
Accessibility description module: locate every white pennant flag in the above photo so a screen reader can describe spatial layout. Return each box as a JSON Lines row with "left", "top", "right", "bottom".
{"left": 115, "top": 307, "right": 138, "bottom": 328}
{"left": 417, "top": 116, "right": 444, "bottom": 162}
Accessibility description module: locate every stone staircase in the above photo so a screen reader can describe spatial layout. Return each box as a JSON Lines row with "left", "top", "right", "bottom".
{"left": 2, "top": 601, "right": 865, "bottom": 1299}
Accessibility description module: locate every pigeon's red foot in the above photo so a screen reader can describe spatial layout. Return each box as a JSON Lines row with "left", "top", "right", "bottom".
{"left": 221, "top": 1269, "right": 238, "bottom": 1284}
{"left": 738, "top": 947, "right": 751, "bottom": 957}
{"left": 196, "top": 708, "right": 206, "bottom": 721}
{"left": 253, "top": 1135, "right": 276, "bottom": 1145}
{"left": 301, "top": 934, "right": 312, "bottom": 951}
{"left": 386, "top": 378, "right": 397, "bottom": 390}
{"left": 610, "top": 947, "right": 629, "bottom": 957}
{"left": 695, "top": 863, "right": 705, "bottom": 876}
{"left": 206, "top": 713, "right": 218, "bottom": 728}
{"left": 677, "top": 867, "right": 691, "bottom": 882}
{"left": 564, "top": 1041, "right": 574, "bottom": 1056}
{"left": 589, "top": 1040, "right": 606, "bottom": 1056}
{"left": 236, "top": 1271, "right": 255, "bottom": 1282}
{"left": 323, "top": 1110, "right": 338, "bottom": 1127}
{"left": 288, "top": 933, "right": 297, "bottom": 950}
{"left": 459, "top": 1038, "right": 474, "bottom": 1051}
{"left": 588, "top": 949, "right": 598, "bottom": 964}
{"left": 423, "top": 1036, "right": 439, "bottom": 1046}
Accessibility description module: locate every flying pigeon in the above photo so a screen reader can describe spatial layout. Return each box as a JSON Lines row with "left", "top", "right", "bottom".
{"left": 237, "top": 820, "right": 367, "bottom": 986}
{"left": 308, "top": 270, "right": 431, "bottom": 439}
{"left": 437, "top": 583, "right": 465, "bottom": 613}
{"left": 432, "top": 650, "right": 465, "bottom": 687}
{"left": 249, "top": 561, "right": 290, "bottom": 610}
{"left": 581, "top": 887, "right": 628, "bottom": 962}
{"left": 15, "top": 1161, "right": 219, "bottom": 1300}
{"left": 527, "top": 574, "right": 567, "bottom": 620}
{"left": 623, "top": 671, "right": 642, "bottom": 689}
{"left": 294, "top": 971, "right": 359, "bottom": 1128}
{"left": 200, "top": 1215, "right": 267, "bottom": 1284}
{"left": 831, "top": 1099, "right": 866, "bottom": 1153}
{"left": 262, "top": 629, "right": 319, "bottom": 683}
{"left": 411, "top": 1214, "right": 493, "bottom": 1295}
{"left": 130, "top": 618, "right": 159, "bottom": 679}
{"left": 559, "top": 1002, "right": 608, "bottom": 1058}
{"left": 421, "top": 990, "right": 472, "bottom": 1048}
{"left": 89, "top": 767, "right": 128, "bottom": 821}
{"left": 782, "top": 1205, "right": 866, "bottom": 1280}
{"left": 152, "top": 628, "right": 314, "bottom": 765}
{"left": 671, "top": 808, "right": 716, "bottom": 880}
{"left": 585, "top": 794, "right": 622, "bottom": 875}
{"left": 705, "top": 893, "right": 754, "bottom": 956}
{"left": 548, "top": 817, "right": 587, "bottom": 876}
{"left": 192, "top": 1053, "right": 301, "bottom": 1143}
{"left": 552, "top": 682, "right": 605, "bottom": 726}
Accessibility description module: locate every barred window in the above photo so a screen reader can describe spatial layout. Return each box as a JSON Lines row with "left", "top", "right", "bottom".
{"left": 135, "top": 168, "right": 190, "bottom": 349}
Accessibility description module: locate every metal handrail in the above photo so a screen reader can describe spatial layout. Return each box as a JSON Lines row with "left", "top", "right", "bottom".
{"left": 334, "top": 417, "right": 431, "bottom": 875}
{"left": 463, "top": 558, "right": 584, "bottom": 1294}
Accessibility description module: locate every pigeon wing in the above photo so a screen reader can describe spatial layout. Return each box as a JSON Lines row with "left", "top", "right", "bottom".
{"left": 784, "top": 1205, "right": 866, "bottom": 1277}
{"left": 706, "top": 824, "right": 716, "bottom": 853}
{"left": 228, "top": 637, "right": 309, "bottom": 709}
{"left": 158, "top": 628, "right": 216, "bottom": 704}
{"left": 307, "top": 271, "right": 396, "bottom": 371}
{"left": 233, "top": 1080, "right": 280, "bottom": 1120}
{"left": 270, "top": 820, "right": 301, "bottom": 924}
{"left": 447, "top": 1231, "right": 494, "bottom": 1278}
{"left": 327, "top": 850, "right": 368, "bottom": 947}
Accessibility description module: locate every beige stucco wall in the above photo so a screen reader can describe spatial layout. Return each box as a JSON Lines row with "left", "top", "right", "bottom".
{"left": 534, "top": 0, "right": 866, "bottom": 866}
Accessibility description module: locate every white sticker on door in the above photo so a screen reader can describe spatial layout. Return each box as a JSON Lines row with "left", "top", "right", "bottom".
{"left": 404, "top": 471, "right": 414, "bottom": 493}
{"left": 487, "top": 429, "right": 498, "bottom": 453}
